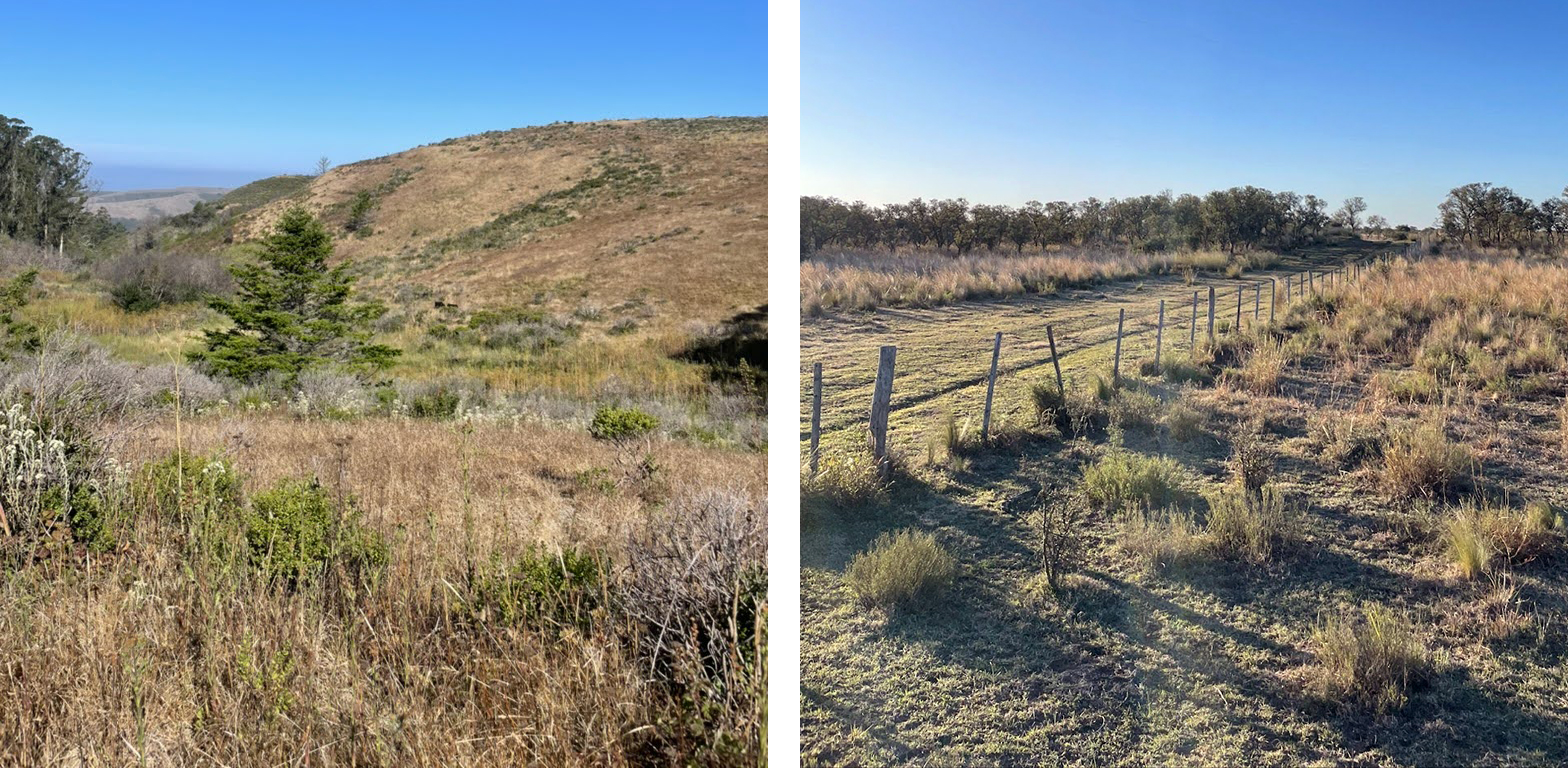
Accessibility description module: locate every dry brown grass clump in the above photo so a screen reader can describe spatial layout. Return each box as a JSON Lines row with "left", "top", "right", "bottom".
{"left": 1379, "top": 420, "right": 1470, "bottom": 501}
{"left": 1311, "top": 603, "right": 1430, "bottom": 713}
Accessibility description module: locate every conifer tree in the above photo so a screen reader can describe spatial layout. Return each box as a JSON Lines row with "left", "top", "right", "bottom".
{"left": 191, "top": 206, "right": 398, "bottom": 382}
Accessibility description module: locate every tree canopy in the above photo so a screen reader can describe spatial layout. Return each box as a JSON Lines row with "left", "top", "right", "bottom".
{"left": 0, "top": 114, "right": 119, "bottom": 252}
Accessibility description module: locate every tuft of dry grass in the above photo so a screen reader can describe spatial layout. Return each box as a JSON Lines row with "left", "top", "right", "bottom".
{"left": 1380, "top": 420, "right": 1469, "bottom": 501}
{"left": 845, "top": 528, "right": 957, "bottom": 609}
{"left": 1311, "top": 603, "right": 1430, "bottom": 714}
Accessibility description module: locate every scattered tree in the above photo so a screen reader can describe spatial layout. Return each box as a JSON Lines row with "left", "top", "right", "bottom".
{"left": 1335, "top": 197, "right": 1367, "bottom": 232}
{"left": 315, "top": 156, "right": 331, "bottom": 176}
{"left": 190, "top": 206, "right": 399, "bottom": 382}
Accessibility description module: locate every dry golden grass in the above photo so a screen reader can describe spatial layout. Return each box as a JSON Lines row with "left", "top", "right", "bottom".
{"left": 237, "top": 118, "right": 767, "bottom": 333}
{"left": 2, "top": 412, "right": 766, "bottom": 765}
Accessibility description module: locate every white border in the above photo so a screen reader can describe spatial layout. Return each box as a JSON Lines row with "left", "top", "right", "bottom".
{"left": 766, "top": 0, "right": 801, "bottom": 762}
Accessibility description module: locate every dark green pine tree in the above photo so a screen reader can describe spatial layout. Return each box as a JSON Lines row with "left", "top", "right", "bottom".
{"left": 191, "top": 206, "right": 399, "bottom": 382}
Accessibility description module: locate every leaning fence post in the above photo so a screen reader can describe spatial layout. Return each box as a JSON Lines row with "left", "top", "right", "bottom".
{"left": 1207, "top": 286, "right": 1216, "bottom": 342}
{"left": 810, "top": 362, "right": 822, "bottom": 477}
{"left": 869, "top": 345, "right": 897, "bottom": 479}
{"left": 1113, "top": 308, "right": 1125, "bottom": 383}
{"left": 982, "top": 332, "right": 1001, "bottom": 443}
{"left": 1155, "top": 299, "right": 1165, "bottom": 369}
{"left": 1046, "top": 324, "right": 1064, "bottom": 397}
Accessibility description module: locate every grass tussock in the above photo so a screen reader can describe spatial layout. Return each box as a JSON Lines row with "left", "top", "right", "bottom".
{"left": 1445, "top": 499, "right": 1561, "bottom": 578}
{"left": 1117, "top": 505, "right": 1204, "bottom": 574}
{"left": 1080, "top": 450, "right": 1187, "bottom": 512}
{"left": 1205, "top": 483, "right": 1298, "bottom": 564}
{"left": 1311, "top": 603, "right": 1430, "bottom": 714}
{"left": 803, "top": 448, "right": 887, "bottom": 509}
{"left": 1380, "top": 420, "right": 1470, "bottom": 501}
{"left": 845, "top": 528, "right": 957, "bottom": 609}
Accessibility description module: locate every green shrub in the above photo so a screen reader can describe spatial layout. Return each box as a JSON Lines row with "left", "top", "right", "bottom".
{"left": 140, "top": 450, "right": 244, "bottom": 524}
{"left": 244, "top": 479, "right": 388, "bottom": 587}
{"left": 1080, "top": 451, "right": 1187, "bottom": 512}
{"left": 466, "top": 545, "right": 605, "bottom": 628}
{"left": 1107, "top": 387, "right": 1161, "bottom": 430}
{"left": 1311, "top": 603, "right": 1429, "bottom": 713}
{"left": 1029, "top": 381, "right": 1069, "bottom": 433}
{"left": 845, "top": 528, "right": 956, "bottom": 609}
{"left": 1162, "top": 358, "right": 1212, "bottom": 385}
{"left": 589, "top": 406, "right": 659, "bottom": 440}
{"left": 409, "top": 386, "right": 461, "bottom": 419}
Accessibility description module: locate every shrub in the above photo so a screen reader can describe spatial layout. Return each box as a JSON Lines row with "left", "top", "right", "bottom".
{"left": 1228, "top": 339, "right": 1286, "bottom": 395}
{"left": 140, "top": 450, "right": 244, "bottom": 525}
{"left": 845, "top": 528, "right": 956, "bottom": 609}
{"left": 243, "top": 479, "right": 388, "bottom": 587}
{"left": 1118, "top": 505, "right": 1203, "bottom": 574}
{"left": 1380, "top": 421, "right": 1469, "bottom": 501}
{"left": 1311, "top": 603, "right": 1429, "bottom": 713}
{"left": 1161, "top": 358, "right": 1212, "bottom": 385}
{"left": 1228, "top": 427, "right": 1274, "bottom": 495}
{"left": 802, "top": 449, "right": 887, "bottom": 509}
{"left": 1163, "top": 398, "right": 1205, "bottom": 442}
{"left": 410, "top": 386, "right": 461, "bottom": 419}
{"left": 1034, "top": 491, "right": 1084, "bottom": 593}
{"left": 1063, "top": 382, "right": 1110, "bottom": 436}
{"left": 466, "top": 545, "right": 605, "bottom": 628}
{"left": 100, "top": 249, "right": 231, "bottom": 312}
{"left": 1080, "top": 450, "right": 1187, "bottom": 512}
{"left": 1107, "top": 387, "right": 1161, "bottom": 430}
{"left": 289, "top": 369, "right": 370, "bottom": 418}
{"left": 1206, "top": 483, "right": 1296, "bottom": 564}
{"left": 1308, "top": 411, "right": 1381, "bottom": 470}
{"left": 589, "top": 405, "right": 659, "bottom": 440}
{"left": 1029, "top": 381, "right": 1069, "bottom": 433}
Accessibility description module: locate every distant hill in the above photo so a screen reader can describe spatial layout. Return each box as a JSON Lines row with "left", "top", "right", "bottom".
{"left": 171, "top": 117, "right": 766, "bottom": 331}
{"left": 88, "top": 187, "right": 229, "bottom": 228}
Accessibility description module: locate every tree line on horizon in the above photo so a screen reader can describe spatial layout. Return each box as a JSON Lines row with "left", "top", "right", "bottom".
{"left": 803, "top": 182, "right": 1568, "bottom": 258}
{"left": 800, "top": 188, "right": 1373, "bottom": 257}
{"left": 0, "top": 114, "right": 120, "bottom": 253}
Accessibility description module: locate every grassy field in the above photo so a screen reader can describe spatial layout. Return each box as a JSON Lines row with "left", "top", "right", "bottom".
{"left": 800, "top": 242, "right": 1568, "bottom": 765}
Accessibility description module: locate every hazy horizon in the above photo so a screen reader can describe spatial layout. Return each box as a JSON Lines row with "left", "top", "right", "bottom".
{"left": 4, "top": 0, "right": 766, "bottom": 194}
{"left": 803, "top": 0, "right": 1568, "bottom": 228}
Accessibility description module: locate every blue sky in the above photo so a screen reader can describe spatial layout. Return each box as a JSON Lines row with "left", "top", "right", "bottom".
{"left": 1, "top": 1, "right": 765, "bottom": 190}
{"left": 804, "top": 0, "right": 1568, "bottom": 226}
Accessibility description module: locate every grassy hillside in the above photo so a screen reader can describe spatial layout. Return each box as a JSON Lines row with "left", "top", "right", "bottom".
{"left": 224, "top": 117, "right": 767, "bottom": 332}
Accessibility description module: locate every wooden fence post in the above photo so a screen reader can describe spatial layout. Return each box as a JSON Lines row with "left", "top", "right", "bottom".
{"left": 982, "top": 332, "right": 1001, "bottom": 443}
{"left": 1207, "top": 286, "right": 1216, "bottom": 342}
{"left": 1189, "top": 290, "right": 1198, "bottom": 350}
{"left": 869, "top": 345, "right": 897, "bottom": 479}
{"left": 1234, "top": 286, "right": 1243, "bottom": 332}
{"left": 1269, "top": 278, "right": 1276, "bottom": 325}
{"left": 1046, "top": 324, "right": 1064, "bottom": 397}
{"left": 1155, "top": 299, "right": 1165, "bottom": 369}
{"left": 1254, "top": 282, "right": 1261, "bottom": 320}
{"left": 810, "top": 362, "right": 822, "bottom": 477}
{"left": 1285, "top": 275, "right": 1291, "bottom": 303}
{"left": 1112, "top": 308, "right": 1125, "bottom": 383}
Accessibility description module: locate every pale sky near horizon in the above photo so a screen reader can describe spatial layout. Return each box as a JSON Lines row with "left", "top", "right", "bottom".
{"left": 1, "top": 1, "right": 766, "bottom": 191}
{"left": 803, "top": 0, "right": 1568, "bottom": 227}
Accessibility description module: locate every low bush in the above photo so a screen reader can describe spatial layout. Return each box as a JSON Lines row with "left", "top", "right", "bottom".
{"left": 1080, "top": 450, "right": 1187, "bottom": 512}
{"left": 1311, "top": 603, "right": 1429, "bottom": 713}
{"left": 466, "top": 545, "right": 605, "bottom": 628}
{"left": 1163, "top": 398, "right": 1205, "bottom": 442}
{"left": 139, "top": 450, "right": 244, "bottom": 525}
{"left": 1029, "top": 381, "right": 1070, "bottom": 434}
{"left": 1034, "top": 491, "right": 1084, "bottom": 593}
{"left": 1107, "top": 387, "right": 1161, "bottom": 430}
{"left": 845, "top": 528, "right": 956, "bottom": 609}
{"left": 590, "top": 405, "right": 660, "bottom": 440}
{"left": 1227, "top": 339, "right": 1286, "bottom": 395}
{"left": 1228, "top": 427, "right": 1274, "bottom": 495}
{"left": 99, "top": 249, "right": 231, "bottom": 312}
{"left": 409, "top": 386, "right": 462, "bottom": 419}
{"left": 243, "top": 479, "right": 388, "bottom": 587}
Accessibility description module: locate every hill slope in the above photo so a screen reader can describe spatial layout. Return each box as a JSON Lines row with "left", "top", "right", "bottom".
{"left": 228, "top": 117, "right": 766, "bottom": 330}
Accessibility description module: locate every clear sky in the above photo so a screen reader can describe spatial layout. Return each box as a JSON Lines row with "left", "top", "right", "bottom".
{"left": 803, "top": 0, "right": 1568, "bottom": 227}
{"left": 1, "top": 1, "right": 766, "bottom": 191}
